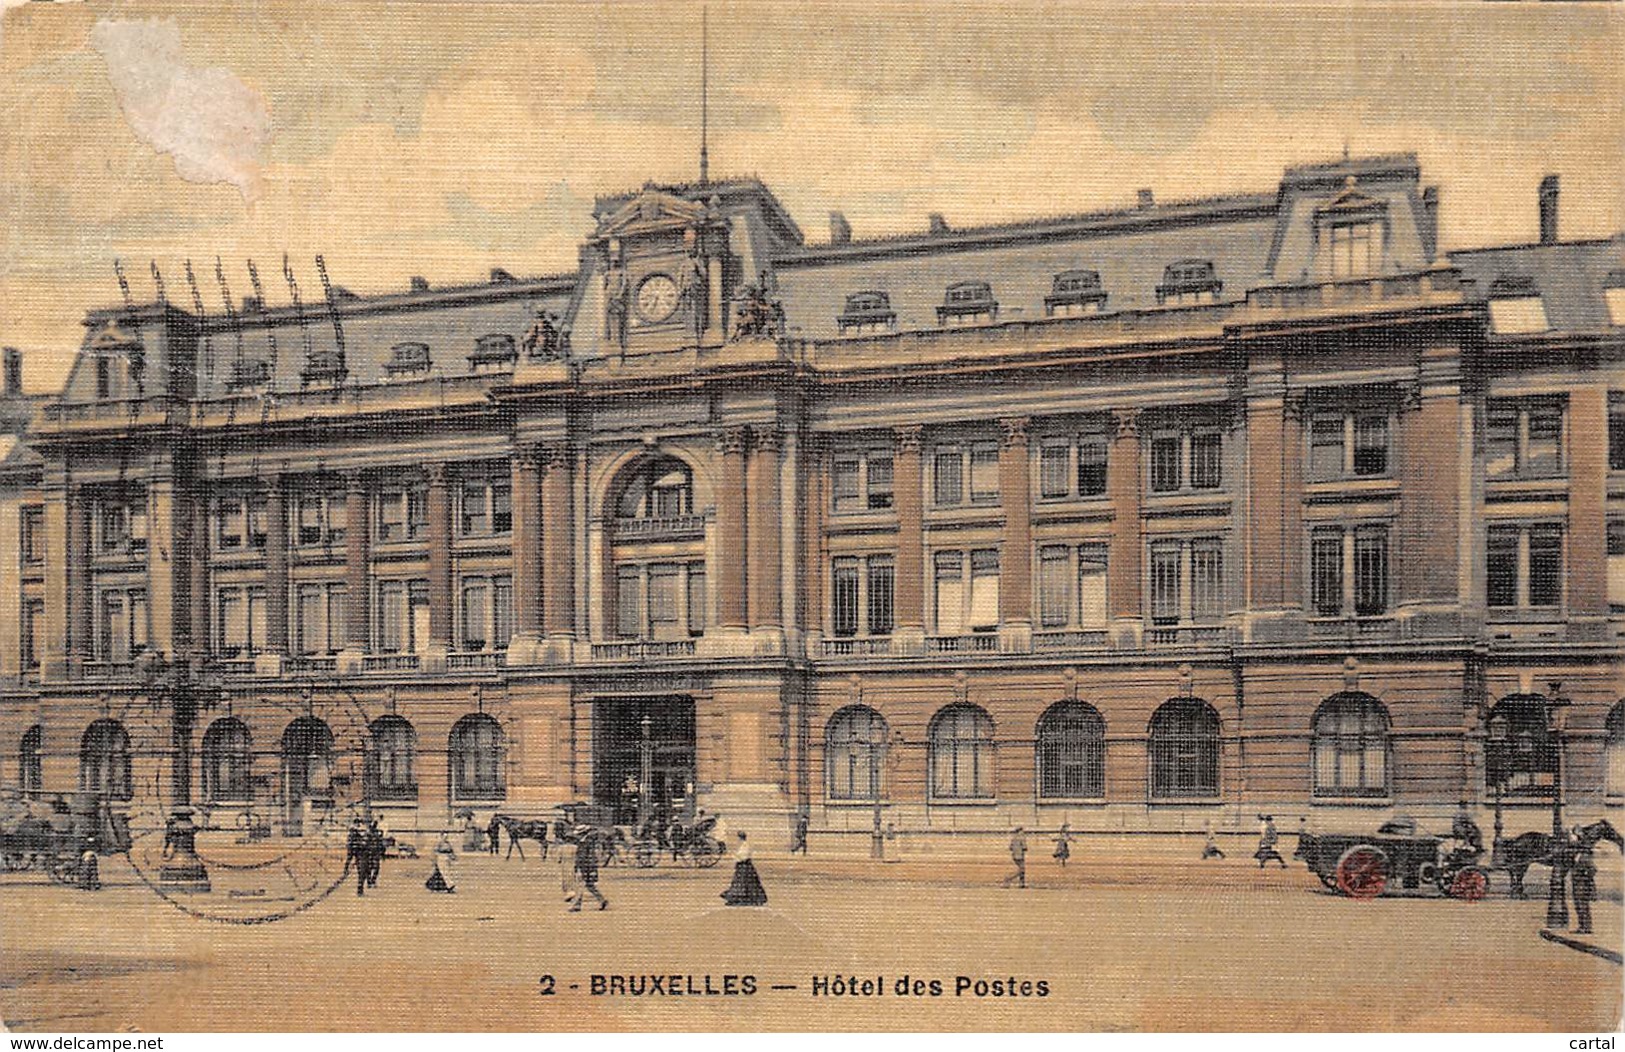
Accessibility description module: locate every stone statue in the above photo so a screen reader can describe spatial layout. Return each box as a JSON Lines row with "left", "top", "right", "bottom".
{"left": 604, "top": 259, "right": 628, "bottom": 344}
{"left": 678, "top": 250, "right": 708, "bottom": 338}
{"left": 522, "top": 310, "right": 569, "bottom": 361}
{"left": 730, "top": 271, "right": 784, "bottom": 341}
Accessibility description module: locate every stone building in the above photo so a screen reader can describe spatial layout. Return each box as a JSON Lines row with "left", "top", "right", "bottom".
{"left": 0, "top": 154, "right": 1620, "bottom": 850}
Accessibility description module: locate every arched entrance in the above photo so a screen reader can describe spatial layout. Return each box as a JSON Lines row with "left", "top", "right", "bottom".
{"left": 592, "top": 696, "right": 697, "bottom": 828}
{"left": 281, "top": 717, "right": 335, "bottom": 835}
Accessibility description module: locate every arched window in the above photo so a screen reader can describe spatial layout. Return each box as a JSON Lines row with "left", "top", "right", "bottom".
{"left": 281, "top": 717, "right": 335, "bottom": 801}
{"left": 616, "top": 457, "right": 694, "bottom": 520}
{"left": 19, "top": 725, "right": 42, "bottom": 794}
{"left": 1148, "top": 699, "right": 1220, "bottom": 799}
{"left": 929, "top": 704, "right": 995, "bottom": 800}
{"left": 450, "top": 714, "right": 505, "bottom": 800}
{"left": 201, "top": 718, "right": 253, "bottom": 803}
{"left": 1606, "top": 702, "right": 1624, "bottom": 799}
{"left": 1486, "top": 695, "right": 1557, "bottom": 798}
{"left": 1311, "top": 693, "right": 1390, "bottom": 797}
{"left": 826, "top": 706, "right": 888, "bottom": 801}
{"left": 80, "top": 719, "right": 132, "bottom": 800}
{"left": 367, "top": 716, "right": 417, "bottom": 801}
{"left": 1036, "top": 702, "right": 1105, "bottom": 799}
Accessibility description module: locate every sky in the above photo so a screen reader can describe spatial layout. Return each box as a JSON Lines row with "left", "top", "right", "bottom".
{"left": 0, "top": 0, "right": 1620, "bottom": 390}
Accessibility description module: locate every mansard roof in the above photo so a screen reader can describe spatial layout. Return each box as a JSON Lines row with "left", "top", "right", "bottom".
{"left": 1449, "top": 235, "right": 1625, "bottom": 334}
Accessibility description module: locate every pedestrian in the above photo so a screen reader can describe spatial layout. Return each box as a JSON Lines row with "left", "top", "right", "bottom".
{"left": 1052, "top": 822, "right": 1073, "bottom": 868}
{"left": 721, "top": 831, "right": 768, "bottom": 906}
{"left": 569, "top": 827, "right": 608, "bottom": 911}
{"left": 1570, "top": 830, "right": 1597, "bottom": 936}
{"left": 425, "top": 833, "right": 457, "bottom": 893}
{"left": 1202, "top": 824, "right": 1226, "bottom": 860}
{"left": 790, "top": 810, "right": 809, "bottom": 856}
{"left": 346, "top": 819, "right": 369, "bottom": 896}
{"left": 487, "top": 813, "right": 502, "bottom": 856}
{"left": 556, "top": 819, "right": 580, "bottom": 903}
{"left": 1001, "top": 827, "right": 1028, "bottom": 888}
{"left": 76, "top": 841, "right": 100, "bottom": 891}
{"left": 1451, "top": 801, "right": 1483, "bottom": 857}
{"left": 1254, "top": 815, "right": 1286, "bottom": 869}
{"left": 364, "top": 817, "right": 386, "bottom": 889}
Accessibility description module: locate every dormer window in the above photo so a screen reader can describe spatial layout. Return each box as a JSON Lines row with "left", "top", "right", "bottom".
{"left": 1314, "top": 179, "right": 1389, "bottom": 279}
{"left": 225, "top": 358, "right": 271, "bottom": 392}
{"left": 1045, "top": 270, "right": 1108, "bottom": 318}
{"left": 468, "top": 333, "right": 517, "bottom": 373}
{"left": 937, "top": 281, "right": 998, "bottom": 326}
{"left": 1156, "top": 261, "right": 1221, "bottom": 306}
{"left": 837, "top": 291, "right": 896, "bottom": 335}
{"left": 1487, "top": 275, "right": 1549, "bottom": 335}
{"left": 1603, "top": 270, "right": 1625, "bottom": 327}
{"left": 1328, "top": 221, "right": 1376, "bottom": 278}
{"left": 384, "top": 342, "right": 432, "bottom": 379}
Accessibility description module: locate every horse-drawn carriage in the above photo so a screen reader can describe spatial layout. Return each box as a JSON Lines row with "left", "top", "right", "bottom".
{"left": 488, "top": 805, "right": 725, "bottom": 868}
{"left": 0, "top": 795, "right": 130, "bottom": 887}
{"left": 1295, "top": 827, "right": 1489, "bottom": 900}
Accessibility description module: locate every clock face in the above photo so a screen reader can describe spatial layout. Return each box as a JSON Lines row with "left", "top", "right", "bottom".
{"left": 635, "top": 273, "right": 680, "bottom": 323}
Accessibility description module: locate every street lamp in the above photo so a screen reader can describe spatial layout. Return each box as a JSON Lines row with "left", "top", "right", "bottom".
{"left": 1543, "top": 682, "right": 1571, "bottom": 930}
{"left": 148, "top": 657, "right": 211, "bottom": 893}
{"left": 638, "top": 714, "right": 654, "bottom": 834}
{"left": 1488, "top": 710, "right": 1506, "bottom": 869}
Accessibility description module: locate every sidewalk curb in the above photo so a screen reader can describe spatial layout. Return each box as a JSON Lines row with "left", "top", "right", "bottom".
{"left": 1539, "top": 927, "right": 1623, "bottom": 965}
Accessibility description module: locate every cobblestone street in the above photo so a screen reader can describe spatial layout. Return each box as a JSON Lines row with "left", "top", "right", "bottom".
{"left": 3, "top": 844, "right": 1620, "bottom": 1032}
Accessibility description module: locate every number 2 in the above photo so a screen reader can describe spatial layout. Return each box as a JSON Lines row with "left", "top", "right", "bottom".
{"left": 538, "top": 975, "right": 556, "bottom": 996}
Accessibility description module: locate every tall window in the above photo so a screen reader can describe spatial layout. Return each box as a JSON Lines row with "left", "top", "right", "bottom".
{"left": 1037, "top": 422, "right": 1110, "bottom": 501}
{"left": 1609, "top": 394, "right": 1625, "bottom": 473}
{"left": 1310, "top": 525, "right": 1390, "bottom": 617}
{"left": 613, "top": 562, "right": 707, "bottom": 639}
{"left": 218, "top": 585, "right": 268, "bottom": 659}
{"left": 1328, "top": 221, "right": 1376, "bottom": 278}
{"left": 1308, "top": 410, "right": 1390, "bottom": 480}
{"left": 376, "top": 483, "right": 428, "bottom": 542}
{"left": 1609, "top": 520, "right": 1625, "bottom": 615}
{"left": 98, "top": 588, "right": 148, "bottom": 663}
{"left": 928, "top": 704, "right": 995, "bottom": 800}
{"left": 20, "top": 506, "right": 44, "bottom": 566}
{"left": 459, "top": 575, "right": 513, "bottom": 651}
{"left": 1607, "top": 702, "right": 1624, "bottom": 799}
{"left": 1149, "top": 699, "right": 1220, "bottom": 798}
{"left": 1487, "top": 524, "right": 1563, "bottom": 612}
{"left": 932, "top": 442, "right": 999, "bottom": 507}
{"left": 1037, "top": 542, "right": 1108, "bottom": 630}
{"left": 366, "top": 716, "right": 417, "bottom": 801}
{"left": 934, "top": 549, "right": 999, "bottom": 634}
{"left": 449, "top": 714, "right": 504, "bottom": 800}
{"left": 296, "top": 582, "right": 346, "bottom": 656}
{"left": 1311, "top": 694, "right": 1389, "bottom": 797}
{"left": 1148, "top": 537, "right": 1224, "bottom": 626}
{"left": 459, "top": 477, "right": 512, "bottom": 536}
{"left": 1147, "top": 425, "right": 1223, "bottom": 494}
{"left": 19, "top": 725, "right": 42, "bottom": 794}
{"left": 202, "top": 718, "right": 253, "bottom": 802}
{"left": 826, "top": 706, "right": 887, "bottom": 801}
{"left": 1486, "top": 696, "right": 1557, "bottom": 798}
{"left": 80, "top": 719, "right": 132, "bottom": 800}
{"left": 1036, "top": 702, "right": 1105, "bottom": 799}
{"left": 831, "top": 555, "right": 894, "bottom": 638}
{"left": 21, "top": 598, "right": 43, "bottom": 671}
{"left": 1486, "top": 399, "right": 1564, "bottom": 479}
{"left": 377, "top": 579, "right": 431, "bottom": 653}
{"left": 934, "top": 552, "right": 964, "bottom": 634}
{"left": 830, "top": 448, "right": 894, "bottom": 513}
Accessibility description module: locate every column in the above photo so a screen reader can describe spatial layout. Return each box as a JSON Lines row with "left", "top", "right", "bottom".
{"left": 1395, "top": 353, "right": 1464, "bottom": 638}
{"left": 748, "top": 427, "right": 783, "bottom": 632}
{"left": 541, "top": 444, "right": 575, "bottom": 641}
{"left": 426, "top": 463, "right": 452, "bottom": 648}
{"left": 1106, "top": 409, "right": 1143, "bottom": 647}
{"left": 715, "top": 427, "right": 749, "bottom": 631}
{"left": 263, "top": 476, "right": 290, "bottom": 662}
{"left": 67, "top": 486, "right": 93, "bottom": 667}
{"left": 1244, "top": 391, "right": 1305, "bottom": 641}
{"left": 802, "top": 437, "right": 826, "bottom": 645}
{"left": 510, "top": 444, "right": 543, "bottom": 645}
{"left": 42, "top": 480, "right": 71, "bottom": 679}
{"left": 344, "top": 473, "right": 370, "bottom": 651}
{"left": 999, "top": 416, "right": 1032, "bottom": 651}
{"left": 1566, "top": 385, "right": 1608, "bottom": 633}
{"left": 893, "top": 425, "right": 925, "bottom": 652}
{"left": 189, "top": 488, "right": 209, "bottom": 664}
{"left": 147, "top": 470, "right": 178, "bottom": 660}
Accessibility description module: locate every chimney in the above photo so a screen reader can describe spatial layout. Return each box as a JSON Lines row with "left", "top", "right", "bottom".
{"left": 1137, "top": 188, "right": 1155, "bottom": 209}
{"left": 2, "top": 348, "right": 19, "bottom": 397}
{"left": 410, "top": 276, "right": 431, "bottom": 293}
{"left": 1538, "top": 175, "right": 1559, "bottom": 246}
{"left": 1421, "top": 186, "right": 1440, "bottom": 253}
{"left": 928, "top": 213, "right": 950, "bottom": 236}
{"left": 828, "top": 211, "right": 852, "bottom": 246}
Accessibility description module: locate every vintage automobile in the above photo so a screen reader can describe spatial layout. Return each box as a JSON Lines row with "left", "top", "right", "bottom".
{"left": 1295, "top": 818, "right": 1489, "bottom": 900}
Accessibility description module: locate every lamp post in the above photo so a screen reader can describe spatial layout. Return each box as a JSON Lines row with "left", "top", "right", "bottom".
{"left": 638, "top": 714, "right": 654, "bottom": 834}
{"left": 869, "top": 730, "right": 905, "bottom": 860}
{"left": 1543, "top": 683, "right": 1571, "bottom": 930}
{"left": 149, "top": 658, "right": 211, "bottom": 893}
{"left": 1488, "top": 711, "right": 1506, "bottom": 869}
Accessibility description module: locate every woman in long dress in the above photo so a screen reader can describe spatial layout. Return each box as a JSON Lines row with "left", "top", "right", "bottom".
{"left": 425, "top": 833, "right": 457, "bottom": 893}
{"left": 720, "top": 831, "right": 767, "bottom": 906}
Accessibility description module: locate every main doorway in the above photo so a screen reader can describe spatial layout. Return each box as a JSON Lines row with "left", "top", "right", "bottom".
{"left": 592, "top": 697, "right": 697, "bottom": 828}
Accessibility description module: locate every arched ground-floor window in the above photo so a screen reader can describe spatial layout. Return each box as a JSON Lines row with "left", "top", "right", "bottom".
{"left": 1036, "top": 701, "right": 1105, "bottom": 799}
{"left": 202, "top": 717, "right": 253, "bottom": 803}
{"left": 450, "top": 714, "right": 505, "bottom": 800}
{"left": 826, "top": 705, "right": 887, "bottom": 801}
{"left": 367, "top": 716, "right": 417, "bottom": 801}
{"left": 1149, "top": 699, "right": 1219, "bottom": 799}
{"left": 19, "top": 725, "right": 42, "bottom": 794}
{"left": 1311, "top": 693, "right": 1390, "bottom": 798}
{"left": 929, "top": 704, "right": 994, "bottom": 800}
{"left": 80, "top": 719, "right": 132, "bottom": 801}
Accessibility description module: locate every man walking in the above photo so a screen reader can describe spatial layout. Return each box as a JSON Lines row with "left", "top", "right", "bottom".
{"left": 346, "top": 819, "right": 369, "bottom": 896}
{"left": 569, "top": 828, "right": 608, "bottom": 912}
{"left": 1000, "top": 827, "right": 1028, "bottom": 889}
{"left": 1254, "top": 815, "right": 1286, "bottom": 869}
{"left": 1570, "top": 830, "right": 1597, "bottom": 936}
{"left": 364, "top": 817, "right": 386, "bottom": 889}
{"left": 790, "top": 810, "right": 810, "bottom": 857}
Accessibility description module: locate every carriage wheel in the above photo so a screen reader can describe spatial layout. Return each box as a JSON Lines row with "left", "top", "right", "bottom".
{"left": 1333, "top": 845, "right": 1390, "bottom": 899}
{"left": 1447, "top": 866, "right": 1488, "bottom": 902}
{"left": 695, "top": 838, "right": 723, "bottom": 869}
{"left": 1317, "top": 871, "right": 1339, "bottom": 892}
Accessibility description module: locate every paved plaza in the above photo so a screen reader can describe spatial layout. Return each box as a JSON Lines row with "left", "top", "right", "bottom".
{"left": 2, "top": 844, "right": 1620, "bottom": 1033}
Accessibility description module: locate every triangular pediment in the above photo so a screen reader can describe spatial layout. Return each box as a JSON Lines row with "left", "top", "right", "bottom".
{"left": 87, "top": 319, "right": 140, "bottom": 350}
{"left": 1320, "top": 181, "right": 1385, "bottom": 215}
{"left": 594, "top": 189, "right": 708, "bottom": 239}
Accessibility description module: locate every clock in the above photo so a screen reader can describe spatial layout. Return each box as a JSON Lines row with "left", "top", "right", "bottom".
{"left": 635, "top": 273, "right": 680, "bottom": 323}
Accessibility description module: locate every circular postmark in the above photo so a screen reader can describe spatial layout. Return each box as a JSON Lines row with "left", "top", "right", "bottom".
{"left": 121, "top": 677, "right": 377, "bottom": 925}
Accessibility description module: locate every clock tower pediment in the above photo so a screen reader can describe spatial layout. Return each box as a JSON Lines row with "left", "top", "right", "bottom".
{"left": 594, "top": 189, "right": 709, "bottom": 242}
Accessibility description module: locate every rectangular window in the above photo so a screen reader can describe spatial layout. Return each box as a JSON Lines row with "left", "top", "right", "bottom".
{"left": 831, "top": 458, "right": 861, "bottom": 513}
{"left": 461, "top": 579, "right": 489, "bottom": 651}
{"left": 867, "top": 556, "right": 894, "bottom": 636}
{"left": 1078, "top": 544, "right": 1108, "bottom": 627}
{"left": 969, "top": 444, "right": 1000, "bottom": 503}
{"left": 1150, "top": 435, "right": 1182, "bottom": 493}
{"left": 20, "top": 506, "right": 44, "bottom": 565}
{"left": 490, "top": 483, "right": 512, "bottom": 534}
{"left": 1353, "top": 415, "right": 1389, "bottom": 476}
{"left": 327, "top": 498, "right": 347, "bottom": 546}
{"left": 1486, "top": 527, "right": 1519, "bottom": 609}
{"left": 219, "top": 500, "right": 246, "bottom": 550}
{"left": 616, "top": 567, "right": 642, "bottom": 639}
{"left": 1309, "top": 416, "right": 1345, "bottom": 481}
{"left": 248, "top": 498, "right": 267, "bottom": 550}
{"left": 1078, "top": 433, "right": 1108, "bottom": 496}
{"left": 326, "top": 584, "right": 347, "bottom": 652}
{"left": 298, "top": 584, "right": 325, "bottom": 655}
{"left": 95, "top": 357, "right": 112, "bottom": 400}
{"left": 100, "top": 593, "right": 126, "bottom": 662}
{"left": 1486, "top": 406, "right": 1519, "bottom": 479}
{"left": 377, "top": 492, "right": 405, "bottom": 542}
{"left": 1190, "top": 539, "right": 1224, "bottom": 622}
{"left": 831, "top": 557, "right": 860, "bottom": 638}
{"left": 933, "top": 450, "right": 963, "bottom": 507}
{"left": 934, "top": 551, "right": 964, "bottom": 635}
{"left": 100, "top": 502, "right": 129, "bottom": 553}
{"left": 1525, "top": 405, "right": 1562, "bottom": 477}
{"left": 1038, "top": 545, "right": 1071, "bottom": 628}
{"left": 460, "top": 481, "right": 489, "bottom": 536}
{"left": 968, "top": 549, "right": 1000, "bottom": 629}
{"left": 492, "top": 577, "right": 513, "bottom": 647}
{"left": 129, "top": 591, "right": 147, "bottom": 656}
{"left": 248, "top": 588, "right": 266, "bottom": 655}
{"left": 1189, "top": 431, "right": 1222, "bottom": 490}
{"left": 1353, "top": 527, "right": 1389, "bottom": 616}
{"left": 297, "top": 497, "right": 324, "bottom": 547}
{"left": 685, "top": 564, "right": 706, "bottom": 636}
{"left": 1610, "top": 395, "right": 1625, "bottom": 473}
{"left": 647, "top": 564, "right": 681, "bottom": 640}
{"left": 1329, "top": 222, "right": 1374, "bottom": 278}
{"left": 1039, "top": 442, "right": 1070, "bottom": 500}
{"left": 408, "top": 582, "right": 430, "bottom": 654}
{"left": 406, "top": 488, "right": 428, "bottom": 539}
{"left": 1149, "top": 543, "right": 1182, "bottom": 626}
{"left": 1311, "top": 530, "right": 1344, "bottom": 617}
{"left": 1488, "top": 399, "right": 1566, "bottom": 479}
{"left": 1609, "top": 520, "right": 1625, "bottom": 614}
{"left": 219, "top": 590, "right": 246, "bottom": 657}
{"left": 1528, "top": 526, "right": 1563, "bottom": 607}
{"left": 866, "top": 454, "right": 893, "bottom": 510}
{"left": 378, "top": 581, "right": 406, "bottom": 652}
{"left": 22, "top": 598, "right": 43, "bottom": 669}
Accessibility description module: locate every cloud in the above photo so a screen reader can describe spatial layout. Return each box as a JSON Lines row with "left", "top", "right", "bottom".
{"left": 89, "top": 18, "right": 271, "bottom": 199}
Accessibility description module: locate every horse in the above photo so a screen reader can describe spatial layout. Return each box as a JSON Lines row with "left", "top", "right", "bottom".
{"left": 1500, "top": 818, "right": 1623, "bottom": 898}
{"left": 493, "top": 814, "right": 550, "bottom": 861}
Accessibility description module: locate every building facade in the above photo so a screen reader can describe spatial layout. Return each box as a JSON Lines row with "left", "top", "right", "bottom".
{"left": 1, "top": 154, "right": 1621, "bottom": 849}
